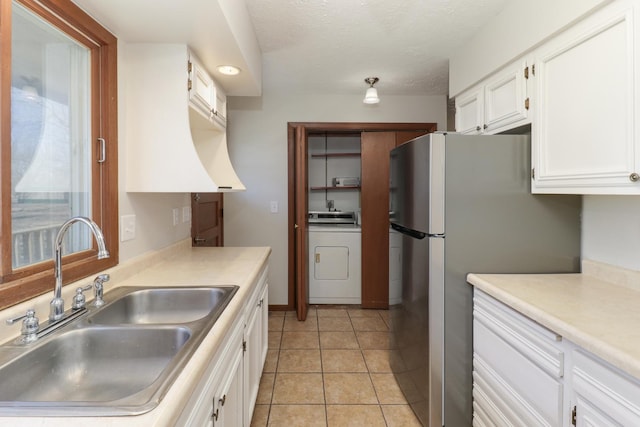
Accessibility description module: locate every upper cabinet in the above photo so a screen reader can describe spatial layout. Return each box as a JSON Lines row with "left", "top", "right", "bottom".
{"left": 455, "top": 60, "right": 531, "bottom": 135}
{"left": 188, "top": 52, "right": 227, "bottom": 130}
{"left": 124, "top": 44, "right": 245, "bottom": 193}
{"left": 531, "top": 0, "right": 640, "bottom": 194}
{"left": 453, "top": 0, "right": 640, "bottom": 195}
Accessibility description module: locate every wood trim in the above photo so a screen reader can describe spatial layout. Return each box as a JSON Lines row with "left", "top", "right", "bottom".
{"left": 289, "top": 122, "right": 437, "bottom": 132}
{"left": 0, "top": 0, "right": 118, "bottom": 310}
{"left": 268, "top": 305, "right": 290, "bottom": 312}
{"left": 287, "top": 122, "right": 437, "bottom": 311}
{"left": 0, "top": 0, "right": 13, "bottom": 276}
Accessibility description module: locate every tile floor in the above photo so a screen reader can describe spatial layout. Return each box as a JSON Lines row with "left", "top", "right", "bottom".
{"left": 250, "top": 306, "right": 421, "bottom": 427}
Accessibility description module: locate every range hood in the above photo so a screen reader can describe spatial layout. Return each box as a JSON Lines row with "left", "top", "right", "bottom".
{"left": 124, "top": 43, "right": 245, "bottom": 192}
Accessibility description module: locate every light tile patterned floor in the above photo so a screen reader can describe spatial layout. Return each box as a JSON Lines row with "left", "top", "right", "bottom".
{"left": 250, "top": 306, "right": 422, "bottom": 427}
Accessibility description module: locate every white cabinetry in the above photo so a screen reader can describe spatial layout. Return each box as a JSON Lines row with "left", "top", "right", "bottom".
{"left": 188, "top": 51, "right": 227, "bottom": 130}
{"left": 571, "top": 348, "right": 640, "bottom": 426}
{"left": 532, "top": 0, "right": 640, "bottom": 194}
{"left": 473, "top": 290, "right": 564, "bottom": 426}
{"left": 474, "top": 289, "right": 640, "bottom": 426}
{"left": 178, "top": 316, "right": 244, "bottom": 427}
{"left": 243, "top": 268, "right": 268, "bottom": 424}
{"left": 455, "top": 60, "right": 531, "bottom": 135}
{"left": 124, "top": 44, "right": 244, "bottom": 192}
{"left": 178, "top": 265, "right": 268, "bottom": 426}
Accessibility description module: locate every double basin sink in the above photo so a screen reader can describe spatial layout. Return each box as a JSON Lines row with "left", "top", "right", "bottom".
{"left": 0, "top": 285, "right": 238, "bottom": 416}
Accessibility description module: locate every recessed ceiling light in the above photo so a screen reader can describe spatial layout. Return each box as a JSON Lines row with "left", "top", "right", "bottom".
{"left": 217, "top": 65, "right": 241, "bottom": 76}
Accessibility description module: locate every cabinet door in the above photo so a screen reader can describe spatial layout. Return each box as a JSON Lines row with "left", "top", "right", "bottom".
{"left": 532, "top": 1, "right": 640, "bottom": 194}
{"left": 178, "top": 317, "right": 244, "bottom": 427}
{"left": 473, "top": 290, "right": 564, "bottom": 426}
{"left": 259, "top": 283, "right": 268, "bottom": 368}
{"left": 483, "top": 60, "right": 529, "bottom": 134}
{"left": 571, "top": 348, "right": 640, "bottom": 426}
{"left": 189, "top": 54, "right": 215, "bottom": 120}
{"left": 243, "top": 279, "right": 267, "bottom": 425}
{"left": 213, "top": 84, "right": 227, "bottom": 127}
{"left": 455, "top": 87, "right": 484, "bottom": 134}
{"left": 243, "top": 305, "right": 260, "bottom": 425}
{"left": 213, "top": 345, "right": 244, "bottom": 427}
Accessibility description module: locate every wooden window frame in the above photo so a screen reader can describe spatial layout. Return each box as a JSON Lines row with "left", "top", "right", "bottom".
{"left": 0, "top": 0, "right": 118, "bottom": 309}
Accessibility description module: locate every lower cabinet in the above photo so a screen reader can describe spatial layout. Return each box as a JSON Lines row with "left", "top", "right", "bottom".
{"left": 178, "top": 315, "right": 244, "bottom": 426}
{"left": 473, "top": 289, "right": 564, "bottom": 426}
{"left": 178, "top": 266, "right": 269, "bottom": 426}
{"left": 243, "top": 269, "right": 268, "bottom": 424}
{"left": 473, "top": 289, "right": 640, "bottom": 426}
{"left": 571, "top": 348, "right": 640, "bottom": 426}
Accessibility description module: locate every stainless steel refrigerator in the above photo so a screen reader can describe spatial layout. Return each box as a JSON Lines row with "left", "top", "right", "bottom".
{"left": 388, "top": 133, "right": 581, "bottom": 427}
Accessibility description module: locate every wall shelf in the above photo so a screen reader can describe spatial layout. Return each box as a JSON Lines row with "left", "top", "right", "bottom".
{"left": 310, "top": 186, "right": 361, "bottom": 191}
{"left": 311, "top": 152, "right": 361, "bottom": 158}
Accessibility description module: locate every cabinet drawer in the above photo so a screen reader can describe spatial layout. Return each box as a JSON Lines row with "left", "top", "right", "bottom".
{"left": 474, "top": 289, "right": 563, "bottom": 378}
{"left": 474, "top": 321, "right": 564, "bottom": 426}
{"left": 572, "top": 348, "right": 640, "bottom": 425}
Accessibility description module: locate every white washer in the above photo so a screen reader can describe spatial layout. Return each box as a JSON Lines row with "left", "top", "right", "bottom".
{"left": 308, "top": 225, "right": 361, "bottom": 304}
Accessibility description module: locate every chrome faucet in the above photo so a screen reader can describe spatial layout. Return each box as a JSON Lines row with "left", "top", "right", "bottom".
{"left": 50, "top": 217, "right": 110, "bottom": 321}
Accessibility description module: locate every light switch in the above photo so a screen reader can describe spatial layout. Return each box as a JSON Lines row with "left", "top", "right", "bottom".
{"left": 182, "top": 206, "right": 191, "bottom": 223}
{"left": 270, "top": 201, "right": 278, "bottom": 213}
{"left": 121, "top": 214, "right": 136, "bottom": 241}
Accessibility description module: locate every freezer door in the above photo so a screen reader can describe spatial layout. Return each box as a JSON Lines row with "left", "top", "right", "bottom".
{"left": 389, "top": 133, "right": 444, "bottom": 236}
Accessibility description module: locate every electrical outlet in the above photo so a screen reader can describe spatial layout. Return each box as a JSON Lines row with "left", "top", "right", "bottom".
{"left": 182, "top": 206, "right": 191, "bottom": 223}
{"left": 121, "top": 214, "right": 136, "bottom": 241}
{"left": 270, "top": 201, "right": 278, "bottom": 213}
{"left": 172, "top": 208, "right": 180, "bottom": 226}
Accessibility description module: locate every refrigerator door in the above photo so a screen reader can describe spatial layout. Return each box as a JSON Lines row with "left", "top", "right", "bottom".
{"left": 389, "top": 224, "right": 429, "bottom": 425}
{"left": 428, "top": 236, "right": 444, "bottom": 427}
{"left": 390, "top": 133, "right": 444, "bottom": 236}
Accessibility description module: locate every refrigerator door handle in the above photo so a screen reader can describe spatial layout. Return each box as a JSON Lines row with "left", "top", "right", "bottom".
{"left": 390, "top": 222, "right": 427, "bottom": 239}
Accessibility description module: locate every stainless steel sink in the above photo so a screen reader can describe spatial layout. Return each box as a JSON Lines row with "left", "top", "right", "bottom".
{"left": 0, "top": 285, "right": 238, "bottom": 416}
{"left": 87, "top": 286, "right": 235, "bottom": 324}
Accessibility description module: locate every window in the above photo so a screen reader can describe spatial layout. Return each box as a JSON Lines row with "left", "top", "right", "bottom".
{"left": 0, "top": 0, "right": 118, "bottom": 309}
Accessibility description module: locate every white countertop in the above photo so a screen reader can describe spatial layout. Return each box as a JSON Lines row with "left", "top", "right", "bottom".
{"left": 467, "top": 263, "right": 640, "bottom": 380}
{"left": 0, "top": 243, "right": 271, "bottom": 426}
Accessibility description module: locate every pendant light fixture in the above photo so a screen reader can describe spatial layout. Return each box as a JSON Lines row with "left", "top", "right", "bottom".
{"left": 363, "top": 77, "right": 380, "bottom": 104}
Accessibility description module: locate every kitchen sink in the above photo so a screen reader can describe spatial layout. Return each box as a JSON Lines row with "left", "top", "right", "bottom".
{"left": 0, "top": 327, "right": 190, "bottom": 404}
{"left": 0, "top": 284, "right": 238, "bottom": 416}
{"left": 87, "top": 286, "right": 237, "bottom": 325}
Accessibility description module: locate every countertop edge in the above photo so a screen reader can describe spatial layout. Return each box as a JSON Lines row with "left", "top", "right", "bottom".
{"left": 467, "top": 272, "right": 640, "bottom": 380}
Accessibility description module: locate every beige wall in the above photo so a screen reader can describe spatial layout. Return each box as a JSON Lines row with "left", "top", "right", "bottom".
{"left": 224, "top": 88, "right": 447, "bottom": 305}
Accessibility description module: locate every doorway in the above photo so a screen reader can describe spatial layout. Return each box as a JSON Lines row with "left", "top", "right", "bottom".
{"left": 191, "top": 193, "right": 224, "bottom": 246}
{"left": 288, "top": 122, "right": 437, "bottom": 320}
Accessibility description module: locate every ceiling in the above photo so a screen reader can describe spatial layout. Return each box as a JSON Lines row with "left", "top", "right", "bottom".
{"left": 71, "top": 0, "right": 511, "bottom": 97}
{"left": 245, "top": 0, "right": 510, "bottom": 96}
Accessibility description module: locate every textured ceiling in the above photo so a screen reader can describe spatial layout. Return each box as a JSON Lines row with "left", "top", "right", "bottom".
{"left": 245, "top": 0, "right": 510, "bottom": 96}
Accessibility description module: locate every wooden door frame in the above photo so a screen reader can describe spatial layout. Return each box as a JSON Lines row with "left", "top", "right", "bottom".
{"left": 287, "top": 122, "right": 437, "bottom": 315}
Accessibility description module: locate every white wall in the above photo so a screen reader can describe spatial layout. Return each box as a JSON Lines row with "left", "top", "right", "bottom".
{"left": 225, "top": 88, "right": 447, "bottom": 305}
{"left": 582, "top": 196, "right": 640, "bottom": 271}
